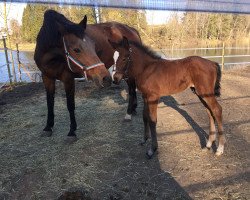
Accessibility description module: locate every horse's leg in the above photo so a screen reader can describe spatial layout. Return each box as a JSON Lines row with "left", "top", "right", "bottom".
{"left": 145, "top": 96, "right": 159, "bottom": 159}
{"left": 141, "top": 96, "right": 150, "bottom": 145}
{"left": 202, "top": 96, "right": 225, "bottom": 156}
{"left": 63, "top": 77, "right": 77, "bottom": 140}
{"left": 124, "top": 78, "right": 137, "bottom": 121}
{"left": 42, "top": 74, "right": 55, "bottom": 136}
{"left": 197, "top": 96, "right": 216, "bottom": 149}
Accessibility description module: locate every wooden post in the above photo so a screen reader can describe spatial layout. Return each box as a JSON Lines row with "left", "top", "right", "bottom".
{"left": 221, "top": 42, "right": 225, "bottom": 71}
{"left": 16, "top": 43, "right": 22, "bottom": 82}
{"left": 3, "top": 2, "right": 16, "bottom": 82}
{"left": 3, "top": 37, "right": 12, "bottom": 84}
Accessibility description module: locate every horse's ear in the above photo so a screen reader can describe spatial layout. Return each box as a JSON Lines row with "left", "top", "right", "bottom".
{"left": 79, "top": 15, "right": 87, "bottom": 30}
{"left": 56, "top": 21, "right": 67, "bottom": 35}
{"left": 122, "top": 36, "right": 129, "bottom": 50}
{"left": 108, "top": 39, "right": 119, "bottom": 49}
{"left": 104, "top": 26, "right": 123, "bottom": 43}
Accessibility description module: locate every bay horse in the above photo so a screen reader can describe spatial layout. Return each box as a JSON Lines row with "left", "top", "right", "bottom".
{"left": 34, "top": 10, "right": 140, "bottom": 140}
{"left": 109, "top": 36, "right": 225, "bottom": 158}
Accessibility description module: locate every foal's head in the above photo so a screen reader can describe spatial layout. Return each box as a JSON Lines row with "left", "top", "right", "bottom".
{"left": 109, "top": 37, "right": 131, "bottom": 84}
{"left": 60, "top": 16, "right": 112, "bottom": 87}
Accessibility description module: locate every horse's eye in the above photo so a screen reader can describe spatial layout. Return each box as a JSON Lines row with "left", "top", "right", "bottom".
{"left": 73, "top": 48, "right": 81, "bottom": 53}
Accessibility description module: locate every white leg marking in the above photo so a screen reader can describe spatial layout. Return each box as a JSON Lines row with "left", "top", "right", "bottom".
{"left": 206, "top": 140, "right": 213, "bottom": 149}
{"left": 215, "top": 145, "right": 224, "bottom": 156}
{"left": 206, "top": 134, "right": 216, "bottom": 148}
{"left": 124, "top": 113, "right": 132, "bottom": 121}
{"left": 147, "top": 148, "right": 154, "bottom": 157}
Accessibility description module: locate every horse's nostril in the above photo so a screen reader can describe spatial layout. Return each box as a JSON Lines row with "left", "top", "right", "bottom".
{"left": 103, "top": 76, "right": 112, "bottom": 87}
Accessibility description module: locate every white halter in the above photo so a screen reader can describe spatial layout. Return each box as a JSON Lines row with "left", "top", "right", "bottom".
{"left": 63, "top": 37, "right": 104, "bottom": 81}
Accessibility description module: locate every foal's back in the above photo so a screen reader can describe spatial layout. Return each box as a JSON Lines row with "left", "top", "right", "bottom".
{"left": 140, "top": 56, "right": 218, "bottom": 96}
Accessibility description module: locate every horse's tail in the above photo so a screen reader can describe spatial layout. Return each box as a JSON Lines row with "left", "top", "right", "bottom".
{"left": 214, "top": 62, "right": 222, "bottom": 97}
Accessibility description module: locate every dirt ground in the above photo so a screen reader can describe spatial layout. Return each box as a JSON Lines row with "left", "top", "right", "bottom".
{"left": 0, "top": 67, "right": 249, "bottom": 200}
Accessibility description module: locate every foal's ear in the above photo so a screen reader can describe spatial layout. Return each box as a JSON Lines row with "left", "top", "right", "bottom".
{"left": 108, "top": 39, "right": 119, "bottom": 49}
{"left": 79, "top": 15, "right": 87, "bottom": 30}
{"left": 122, "top": 36, "right": 129, "bottom": 50}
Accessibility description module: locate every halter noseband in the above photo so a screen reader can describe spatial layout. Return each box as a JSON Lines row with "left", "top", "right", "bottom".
{"left": 112, "top": 47, "right": 132, "bottom": 80}
{"left": 63, "top": 37, "right": 104, "bottom": 81}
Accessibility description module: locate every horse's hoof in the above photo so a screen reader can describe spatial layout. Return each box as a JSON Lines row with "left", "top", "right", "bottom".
{"left": 146, "top": 149, "right": 154, "bottom": 159}
{"left": 140, "top": 139, "right": 148, "bottom": 146}
{"left": 124, "top": 114, "right": 132, "bottom": 121}
{"left": 64, "top": 136, "right": 78, "bottom": 144}
{"left": 41, "top": 130, "right": 53, "bottom": 137}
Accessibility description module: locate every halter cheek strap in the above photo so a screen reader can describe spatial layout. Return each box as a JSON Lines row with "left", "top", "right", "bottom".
{"left": 63, "top": 37, "right": 105, "bottom": 81}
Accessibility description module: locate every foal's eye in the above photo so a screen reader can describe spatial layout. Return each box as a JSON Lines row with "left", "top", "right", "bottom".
{"left": 73, "top": 48, "right": 81, "bottom": 53}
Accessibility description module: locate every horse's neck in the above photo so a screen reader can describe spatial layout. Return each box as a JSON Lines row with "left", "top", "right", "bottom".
{"left": 130, "top": 47, "right": 158, "bottom": 78}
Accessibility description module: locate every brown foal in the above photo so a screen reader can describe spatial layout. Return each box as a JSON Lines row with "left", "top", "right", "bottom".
{"left": 110, "top": 37, "right": 225, "bottom": 158}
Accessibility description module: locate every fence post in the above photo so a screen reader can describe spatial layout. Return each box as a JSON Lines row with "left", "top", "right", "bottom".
{"left": 16, "top": 43, "right": 22, "bottom": 82}
{"left": 221, "top": 42, "right": 225, "bottom": 71}
{"left": 2, "top": 36, "right": 12, "bottom": 84}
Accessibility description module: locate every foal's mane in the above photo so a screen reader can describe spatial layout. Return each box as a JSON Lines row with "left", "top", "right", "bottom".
{"left": 129, "top": 41, "right": 161, "bottom": 60}
{"left": 37, "top": 10, "right": 84, "bottom": 51}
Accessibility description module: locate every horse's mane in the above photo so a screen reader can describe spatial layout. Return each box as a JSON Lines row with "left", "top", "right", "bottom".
{"left": 129, "top": 41, "right": 161, "bottom": 60}
{"left": 36, "top": 10, "right": 84, "bottom": 51}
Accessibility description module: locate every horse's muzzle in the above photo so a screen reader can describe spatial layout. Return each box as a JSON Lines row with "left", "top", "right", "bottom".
{"left": 102, "top": 76, "right": 112, "bottom": 87}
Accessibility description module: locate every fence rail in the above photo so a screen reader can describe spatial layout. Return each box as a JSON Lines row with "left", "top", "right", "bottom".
{"left": 158, "top": 42, "right": 250, "bottom": 71}
{"left": 1, "top": 38, "right": 250, "bottom": 86}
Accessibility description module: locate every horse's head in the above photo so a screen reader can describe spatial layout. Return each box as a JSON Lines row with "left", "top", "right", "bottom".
{"left": 109, "top": 36, "right": 131, "bottom": 85}
{"left": 59, "top": 16, "right": 112, "bottom": 87}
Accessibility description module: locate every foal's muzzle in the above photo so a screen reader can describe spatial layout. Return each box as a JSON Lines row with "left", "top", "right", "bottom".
{"left": 113, "top": 73, "right": 123, "bottom": 85}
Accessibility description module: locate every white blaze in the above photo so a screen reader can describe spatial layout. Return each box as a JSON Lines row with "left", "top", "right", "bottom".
{"left": 112, "top": 51, "right": 119, "bottom": 80}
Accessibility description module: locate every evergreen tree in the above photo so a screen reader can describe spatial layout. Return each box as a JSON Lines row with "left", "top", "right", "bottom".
{"left": 21, "top": 4, "right": 49, "bottom": 42}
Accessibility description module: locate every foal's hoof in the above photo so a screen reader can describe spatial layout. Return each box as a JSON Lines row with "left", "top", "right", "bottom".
{"left": 215, "top": 145, "right": 224, "bottom": 156}
{"left": 64, "top": 136, "right": 78, "bottom": 144}
{"left": 41, "top": 128, "right": 53, "bottom": 137}
{"left": 123, "top": 114, "right": 132, "bottom": 122}
{"left": 206, "top": 140, "right": 213, "bottom": 149}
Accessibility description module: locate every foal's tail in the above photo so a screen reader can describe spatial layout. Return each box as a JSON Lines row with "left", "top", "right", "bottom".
{"left": 214, "top": 62, "right": 222, "bottom": 97}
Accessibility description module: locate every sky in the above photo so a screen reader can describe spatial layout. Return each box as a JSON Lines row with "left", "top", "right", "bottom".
{"left": 0, "top": 2, "right": 172, "bottom": 29}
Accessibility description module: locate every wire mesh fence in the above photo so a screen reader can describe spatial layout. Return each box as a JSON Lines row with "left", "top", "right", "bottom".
{"left": 1, "top": 37, "right": 249, "bottom": 87}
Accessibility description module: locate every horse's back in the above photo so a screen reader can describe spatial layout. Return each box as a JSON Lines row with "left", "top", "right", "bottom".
{"left": 86, "top": 22, "right": 141, "bottom": 68}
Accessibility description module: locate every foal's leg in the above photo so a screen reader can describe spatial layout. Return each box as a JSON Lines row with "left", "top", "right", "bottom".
{"left": 141, "top": 96, "right": 150, "bottom": 145}
{"left": 63, "top": 77, "right": 77, "bottom": 139}
{"left": 202, "top": 96, "right": 225, "bottom": 156}
{"left": 42, "top": 74, "right": 55, "bottom": 136}
{"left": 124, "top": 78, "right": 137, "bottom": 121}
{"left": 197, "top": 96, "right": 216, "bottom": 149}
{"left": 205, "top": 108, "right": 216, "bottom": 149}
{"left": 145, "top": 97, "right": 159, "bottom": 159}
